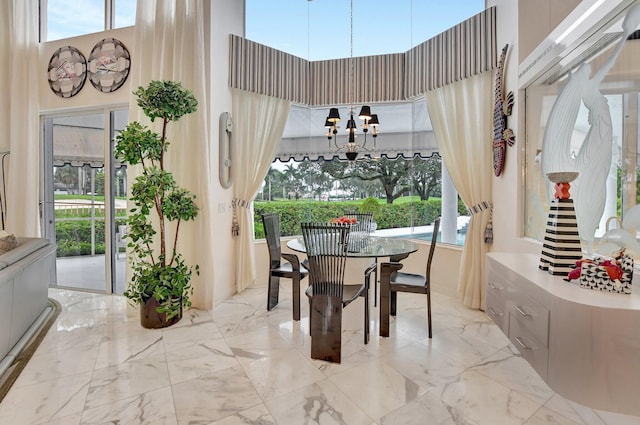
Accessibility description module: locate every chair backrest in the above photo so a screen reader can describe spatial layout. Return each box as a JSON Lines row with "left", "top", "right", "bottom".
{"left": 262, "top": 213, "right": 282, "bottom": 267}
{"left": 344, "top": 212, "right": 373, "bottom": 233}
{"left": 425, "top": 217, "right": 441, "bottom": 280}
{"left": 301, "top": 222, "right": 350, "bottom": 297}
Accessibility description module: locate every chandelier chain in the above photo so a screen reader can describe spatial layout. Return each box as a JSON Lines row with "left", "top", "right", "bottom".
{"left": 349, "top": 0, "right": 354, "bottom": 109}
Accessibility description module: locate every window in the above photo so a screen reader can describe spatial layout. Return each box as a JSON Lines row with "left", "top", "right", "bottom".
{"left": 245, "top": 0, "right": 483, "bottom": 246}
{"left": 42, "top": 0, "right": 137, "bottom": 42}
{"left": 523, "top": 6, "right": 640, "bottom": 252}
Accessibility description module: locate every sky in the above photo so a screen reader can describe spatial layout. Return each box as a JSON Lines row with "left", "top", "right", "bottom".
{"left": 246, "top": 0, "right": 485, "bottom": 61}
{"left": 46, "top": 0, "right": 136, "bottom": 41}
{"left": 46, "top": 0, "right": 484, "bottom": 56}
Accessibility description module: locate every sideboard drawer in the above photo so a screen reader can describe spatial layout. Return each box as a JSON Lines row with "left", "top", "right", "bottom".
{"left": 507, "top": 294, "right": 550, "bottom": 347}
{"left": 485, "top": 291, "right": 507, "bottom": 332}
{"left": 509, "top": 313, "right": 548, "bottom": 380}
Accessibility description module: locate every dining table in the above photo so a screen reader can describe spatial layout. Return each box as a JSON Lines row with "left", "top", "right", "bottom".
{"left": 287, "top": 234, "right": 419, "bottom": 337}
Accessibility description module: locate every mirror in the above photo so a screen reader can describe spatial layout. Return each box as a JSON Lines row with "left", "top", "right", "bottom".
{"left": 523, "top": 1, "right": 640, "bottom": 255}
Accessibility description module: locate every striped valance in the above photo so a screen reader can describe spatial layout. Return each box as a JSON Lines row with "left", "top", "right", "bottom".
{"left": 229, "top": 36, "right": 309, "bottom": 104}
{"left": 405, "top": 7, "right": 497, "bottom": 96}
{"left": 309, "top": 54, "right": 405, "bottom": 106}
{"left": 229, "top": 7, "right": 496, "bottom": 104}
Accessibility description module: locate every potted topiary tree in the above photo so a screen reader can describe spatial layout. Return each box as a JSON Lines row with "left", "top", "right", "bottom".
{"left": 115, "top": 80, "right": 199, "bottom": 329}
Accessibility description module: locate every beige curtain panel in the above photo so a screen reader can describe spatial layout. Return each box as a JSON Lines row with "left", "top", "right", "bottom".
{"left": 426, "top": 71, "right": 494, "bottom": 310}
{"left": 1, "top": 0, "right": 40, "bottom": 236}
{"left": 129, "top": 0, "right": 215, "bottom": 309}
{"left": 232, "top": 89, "right": 291, "bottom": 293}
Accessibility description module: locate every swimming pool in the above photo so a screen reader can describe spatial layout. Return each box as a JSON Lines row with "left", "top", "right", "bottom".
{"left": 398, "top": 231, "right": 467, "bottom": 246}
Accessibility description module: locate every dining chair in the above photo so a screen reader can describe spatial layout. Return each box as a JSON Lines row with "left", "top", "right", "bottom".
{"left": 344, "top": 212, "right": 379, "bottom": 305}
{"left": 262, "top": 213, "right": 309, "bottom": 321}
{"left": 379, "top": 217, "right": 440, "bottom": 338}
{"left": 301, "top": 222, "right": 373, "bottom": 363}
{"left": 344, "top": 212, "right": 373, "bottom": 232}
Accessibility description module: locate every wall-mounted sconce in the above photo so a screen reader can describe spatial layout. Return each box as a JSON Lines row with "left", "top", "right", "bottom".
{"left": 219, "top": 112, "right": 233, "bottom": 189}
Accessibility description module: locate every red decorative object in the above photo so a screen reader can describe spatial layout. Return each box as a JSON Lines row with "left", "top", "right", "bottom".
{"left": 330, "top": 216, "right": 357, "bottom": 225}
{"left": 554, "top": 182, "right": 572, "bottom": 199}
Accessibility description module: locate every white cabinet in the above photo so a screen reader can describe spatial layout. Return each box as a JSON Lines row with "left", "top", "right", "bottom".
{"left": 486, "top": 252, "right": 640, "bottom": 416}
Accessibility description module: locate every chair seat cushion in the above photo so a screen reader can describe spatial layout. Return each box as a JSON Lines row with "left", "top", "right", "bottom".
{"left": 271, "top": 262, "right": 309, "bottom": 277}
{"left": 390, "top": 271, "right": 428, "bottom": 294}
{"left": 305, "top": 283, "right": 365, "bottom": 306}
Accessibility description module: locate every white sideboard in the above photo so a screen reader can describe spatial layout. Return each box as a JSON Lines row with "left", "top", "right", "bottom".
{"left": 486, "top": 252, "right": 640, "bottom": 416}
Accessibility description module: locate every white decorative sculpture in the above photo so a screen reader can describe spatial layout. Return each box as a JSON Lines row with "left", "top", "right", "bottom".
{"left": 541, "top": 4, "right": 640, "bottom": 253}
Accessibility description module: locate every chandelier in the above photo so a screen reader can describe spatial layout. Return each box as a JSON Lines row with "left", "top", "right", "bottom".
{"left": 324, "top": 107, "right": 379, "bottom": 161}
{"left": 322, "top": 0, "right": 380, "bottom": 161}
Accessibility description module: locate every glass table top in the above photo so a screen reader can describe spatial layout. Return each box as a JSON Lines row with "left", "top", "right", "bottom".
{"left": 286, "top": 235, "right": 419, "bottom": 258}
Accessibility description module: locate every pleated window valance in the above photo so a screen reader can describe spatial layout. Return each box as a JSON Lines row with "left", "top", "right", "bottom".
{"left": 229, "top": 7, "right": 497, "bottom": 105}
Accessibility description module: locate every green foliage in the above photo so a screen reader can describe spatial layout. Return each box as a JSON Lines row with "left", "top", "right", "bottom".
{"left": 134, "top": 80, "right": 198, "bottom": 123}
{"left": 114, "top": 122, "right": 163, "bottom": 165}
{"left": 359, "top": 197, "right": 382, "bottom": 219}
{"left": 55, "top": 219, "right": 126, "bottom": 256}
{"left": 254, "top": 199, "right": 441, "bottom": 237}
{"left": 123, "top": 255, "right": 197, "bottom": 319}
{"left": 114, "top": 80, "right": 199, "bottom": 321}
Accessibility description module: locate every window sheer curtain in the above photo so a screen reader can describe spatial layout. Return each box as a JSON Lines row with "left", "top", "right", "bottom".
{"left": 0, "top": 0, "right": 40, "bottom": 235}
{"left": 130, "top": 0, "right": 215, "bottom": 308}
{"left": 426, "top": 72, "right": 493, "bottom": 310}
{"left": 232, "top": 88, "right": 291, "bottom": 292}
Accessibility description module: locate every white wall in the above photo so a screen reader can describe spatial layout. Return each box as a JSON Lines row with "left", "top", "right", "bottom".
{"left": 208, "top": 0, "right": 245, "bottom": 304}
{"left": 487, "top": 0, "right": 541, "bottom": 256}
{"left": 40, "top": 27, "right": 134, "bottom": 112}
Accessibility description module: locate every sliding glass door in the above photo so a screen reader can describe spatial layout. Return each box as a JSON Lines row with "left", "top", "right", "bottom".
{"left": 42, "top": 109, "right": 128, "bottom": 293}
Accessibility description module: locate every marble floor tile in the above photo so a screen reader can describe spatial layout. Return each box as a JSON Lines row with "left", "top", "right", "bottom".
{"left": 241, "top": 348, "right": 325, "bottom": 400}
{"left": 380, "top": 341, "right": 468, "bottom": 391}
{"left": 85, "top": 354, "right": 171, "bottom": 410}
{"left": 1, "top": 288, "right": 639, "bottom": 425}
{"left": 470, "top": 345, "right": 555, "bottom": 405}
{"left": 161, "top": 319, "right": 224, "bottom": 346}
{"left": 13, "top": 341, "right": 99, "bottom": 389}
{"left": 93, "top": 327, "right": 165, "bottom": 368}
{"left": 328, "top": 359, "right": 426, "bottom": 420}
{"left": 165, "top": 337, "right": 239, "bottom": 385}
{"left": 437, "top": 369, "right": 544, "bottom": 425}
{"left": 80, "top": 386, "right": 178, "bottom": 425}
{"left": 211, "top": 404, "right": 277, "bottom": 425}
{"left": 0, "top": 370, "right": 92, "bottom": 425}
{"left": 265, "top": 379, "right": 375, "bottom": 425}
{"left": 380, "top": 390, "right": 457, "bottom": 425}
{"left": 171, "top": 364, "right": 263, "bottom": 424}
{"left": 225, "top": 326, "right": 296, "bottom": 363}
{"left": 44, "top": 413, "right": 84, "bottom": 425}
{"left": 524, "top": 406, "right": 584, "bottom": 425}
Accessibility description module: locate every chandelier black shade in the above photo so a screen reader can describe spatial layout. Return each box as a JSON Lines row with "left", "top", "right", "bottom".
{"left": 321, "top": 0, "right": 380, "bottom": 161}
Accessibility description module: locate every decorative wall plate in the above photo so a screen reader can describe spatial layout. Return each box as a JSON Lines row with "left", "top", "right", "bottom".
{"left": 87, "top": 38, "right": 131, "bottom": 93}
{"left": 47, "top": 46, "right": 87, "bottom": 98}
{"left": 492, "top": 44, "right": 515, "bottom": 177}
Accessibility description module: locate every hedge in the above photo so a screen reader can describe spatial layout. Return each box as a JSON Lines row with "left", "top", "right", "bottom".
{"left": 56, "top": 219, "right": 126, "bottom": 257}
{"left": 253, "top": 198, "right": 464, "bottom": 238}
{"left": 55, "top": 198, "right": 467, "bottom": 255}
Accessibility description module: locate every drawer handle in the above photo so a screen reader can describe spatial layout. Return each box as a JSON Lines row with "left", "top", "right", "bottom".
{"left": 488, "top": 307, "right": 503, "bottom": 317}
{"left": 515, "top": 305, "right": 530, "bottom": 317}
{"left": 488, "top": 282, "right": 503, "bottom": 291}
{"left": 515, "top": 336, "right": 531, "bottom": 350}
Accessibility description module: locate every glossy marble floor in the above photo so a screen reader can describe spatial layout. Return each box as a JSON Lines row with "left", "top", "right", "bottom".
{"left": 1, "top": 285, "right": 639, "bottom": 425}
